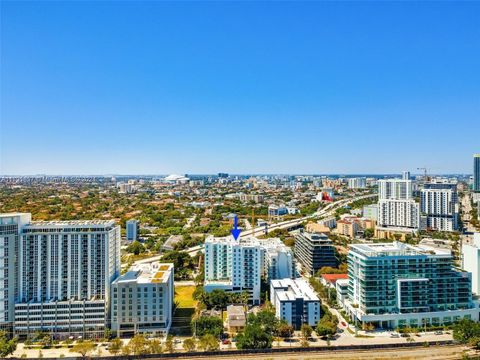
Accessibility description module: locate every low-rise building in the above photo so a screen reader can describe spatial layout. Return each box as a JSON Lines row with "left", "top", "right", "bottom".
{"left": 225, "top": 305, "right": 246, "bottom": 334}
{"left": 270, "top": 278, "right": 321, "bottom": 329}
{"left": 111, "top": 262, "right": 174, "bottom": 337}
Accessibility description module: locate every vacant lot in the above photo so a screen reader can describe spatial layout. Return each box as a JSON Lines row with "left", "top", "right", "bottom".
{"left": 175, "top": 285, "right": 197, "bottom": 308}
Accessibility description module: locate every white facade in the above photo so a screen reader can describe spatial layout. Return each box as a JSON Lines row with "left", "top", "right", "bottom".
{"left": 462, "top": 233, "right": 480, "bottom": 295}
{"left": 111, "top": 262, "right": 174, "bottom": 336}
{"left": 378, "top": 178, "right": 413, "bottom": 200}
{"left": 260, "top": 238, "right": 295, "bottom": 280}
{"left": 16, "top": 219, "right": 121, "bottom": 337}
{"left": 420, "top": 183, "right": 459, "bottom": 232}
{"left": 348, "top": 177, "right": 367, "bottom": 189}
{"left": 0, "top": 213, "right": 31, "bottom": 332}
{"left": 126, "top": 219, "right": 139, "bottom": 241}
{"left": 270, "top": 278, "right": 321, "bottom": 329}
{"left": 204, "top": 236, "right": 262, "bottom": 304}
{"left": 377, "top": 199, "right": 420, "bottom": 230}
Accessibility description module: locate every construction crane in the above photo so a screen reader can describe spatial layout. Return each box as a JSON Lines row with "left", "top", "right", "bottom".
{"left": 417, "top": 167, "right": 429, "bottom": 182}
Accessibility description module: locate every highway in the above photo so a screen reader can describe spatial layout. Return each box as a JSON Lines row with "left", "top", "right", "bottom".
{"left": 240, "top": 193, "right": 378, "bottom": 238}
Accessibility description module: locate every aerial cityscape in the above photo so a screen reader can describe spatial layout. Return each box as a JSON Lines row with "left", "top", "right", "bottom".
{"left": 1, "top": 1, "right": 480, "bottom": 360}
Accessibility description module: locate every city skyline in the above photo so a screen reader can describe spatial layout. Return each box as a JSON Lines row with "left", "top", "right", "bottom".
{"left": 1, "top": 1, "right": 479, "bottom": 175}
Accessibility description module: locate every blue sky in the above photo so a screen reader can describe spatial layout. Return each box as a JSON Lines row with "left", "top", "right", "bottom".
{"left": 1, "top": 1, "right": 479, "bottom": 175}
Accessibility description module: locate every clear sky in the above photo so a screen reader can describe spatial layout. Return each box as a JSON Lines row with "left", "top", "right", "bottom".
{"left": 1, "top": 1, "right": 479, "bottom": 175}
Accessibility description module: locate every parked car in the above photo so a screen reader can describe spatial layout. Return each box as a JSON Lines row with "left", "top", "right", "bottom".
{"left": 341, "top": 321, "right": 347, "bottom": 327}
{"left": 434, "top": 330, "right": 443, "bottom": 335}
{"left": 390, "top": 333, "right": 400, "bottom": 338}
{"left": 222, "top": 339, "right": 231, "bottom": 345}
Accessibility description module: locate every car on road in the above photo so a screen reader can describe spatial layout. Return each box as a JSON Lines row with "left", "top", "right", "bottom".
{"left": 222, "top": 339, "right": 231, "bottom": 345}
{"left": 390, "top": 333, "right": 400, "bottom": 338}
{"left": 341, "top": 321, "right": 347, "bottom": 327}
{"left": 434, "top": 330, "right": 443, "bottom": 335}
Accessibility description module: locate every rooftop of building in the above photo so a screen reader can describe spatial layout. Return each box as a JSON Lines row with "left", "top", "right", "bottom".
{"left": 350, "top": 241, "right": 451, "bottom": 258}
{"left": 271, "top": 278, "right": 319, "bottom": 302}
{"left": 205, "top": 235, "right": 260, "bottom": 247}
{"left": 296, "top": 231, "right": 332, "bottom": 243}
{"left": 321, "top": 273, "right": 349, "bottom": 284}
{"left": 26, "top": 219, "right": 116, "bottom": 228}
{"left": 114, "top": 262, "right": 173, "bottom": 285}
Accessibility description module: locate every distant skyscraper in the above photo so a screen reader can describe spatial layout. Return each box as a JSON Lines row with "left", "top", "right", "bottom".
{"left": 402, "top": 171, "right": 411, "bottom": 180}
{"left": 474, "top": 154, "right": 480, "bottom": 192}
{"left": 126, "top": 219, "right": 139, "bottom": 241}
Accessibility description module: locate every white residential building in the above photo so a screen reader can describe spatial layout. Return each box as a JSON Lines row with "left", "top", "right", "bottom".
{"left": 376, "top": 177, "right": 420, "bottom": 233}
{"left": 378, "top": 178, "right": 413, "bottom": 200}
{"left": 204, "top": 236, "right": 295, "bottom": 304}
{"left": 0, "top": 213, "right": 32, "bottom": 332}
{"left": 348, "top": 177, "right": 367, "bottom": 189}
{"left": 14, "top": 219, "right": 121, "bottom": 338}
{"left": 462, "top": 233, "right": 480, "bottom": 295}
{"left": 377, "top": 199, "right": 420, "bottom": 230}
{"left": 204, "top": 236, "right": 263, "bottom": 304}
{"left": 126, "top": 219, "right": 139, "bottom": 241}
{"left": 111, "top": 262, "right": 174, "bottom": 337}
{"left": 420, "top": 182, "right": 459, "bottom": 232}
{"left": 270, "top": 278, "right": 321, "bottom": 329}
{"left": 260, "top": 238, "right": 296, "bottom": 280}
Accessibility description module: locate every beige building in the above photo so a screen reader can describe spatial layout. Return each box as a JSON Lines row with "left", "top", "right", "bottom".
{"left": 306, "top": 222, "right": 330, "bottom": 234}
{"left": 225, "top": 305, "right": 246, "bottom": 334}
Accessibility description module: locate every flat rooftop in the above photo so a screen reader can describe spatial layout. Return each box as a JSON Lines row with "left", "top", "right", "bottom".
{"left": 27, "top": 220, "right": 116, "bottom": 227}
{"left": 205, "top": 235, "right": 259, "bottom": 247}
{"left": 114, "top": 262, "right": 173, "bottom": 285}
{"left": 271, "top": 278, "right": 319, "bottom": 302}
{"left": 351, "top": 241, "right": 451, "bottom": 258}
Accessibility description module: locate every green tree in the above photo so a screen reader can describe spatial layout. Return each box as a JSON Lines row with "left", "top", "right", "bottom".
{"left": 69, "top": 341, "right": 96, "bottom": 358}
{"left": 276, "top": 321, "right": 294, "bottom": 339}
{"left": 164, "top": 335, "right": 175, "bottom": 353}
{"left": 193, "top": 316, "right": 224, "bottom": 337}
{"left": 108, "top": 338, "right": 122, "bottom": 355}
{"left": 126, "top": 334, "right": 149, "bottom": 355}
{"left": 126, "top": 240, "right": 145, "bottom": 255}
{"left": 236, "top": 323, "right": 272, "bottom": 349}
{"left": 147, "top": 338, "right": 163, "bottom": 354}
{"left": 197, "top": 334, "right": 219, "bottom": 351}
{"left": 453, "top": 319, "right": 480, "bottom": 345}
{"left": 301, "top": 324, "right": 313, "bottom": 340}
{"left": 183, "top": 337, "right": 197, "bottom": 352}
{"left": 0, "top": 331, "right": 17, "bottom": 358}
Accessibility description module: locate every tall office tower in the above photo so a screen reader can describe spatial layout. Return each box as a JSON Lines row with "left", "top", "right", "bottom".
{"left": 126, "top": 219, "right": 139, "bottom": 241}
{"left": 111, "top": 262, "right": 174, "bottom": 337}
{"left": 15, "top": 219, "right": 121, "bottom": 338}
{"left": 378, "top": 178, "right": 413, "bottom": 200}
{"left": 294, "top": 231, "right": 338, "bottom": 275}
{"left": 420, "top": 182, "right": 459, "bottom": 232}
{"left": 474, "top": 154, "right": 480, "bottom": 192}
{"left": 402, "top": 171, "right": 411, "bottom": 180}
{"left": 347, "top": 177, "right": 367, "bottom": 189}
{"left": 342, "top": 242, "right": 477, "bottom": 329}
{"left": 462, "top": 233, "right": 480, "bottom": 295}
{"left": 0, "top": 213, "right": 31, "bottom": 333}
{"left": 204, "top": 236, "right": 263, "bottom": 304}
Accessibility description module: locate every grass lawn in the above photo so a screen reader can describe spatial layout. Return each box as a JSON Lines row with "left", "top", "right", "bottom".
{"left": 175, "top": 285, "right": 198, "bottom": 308}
